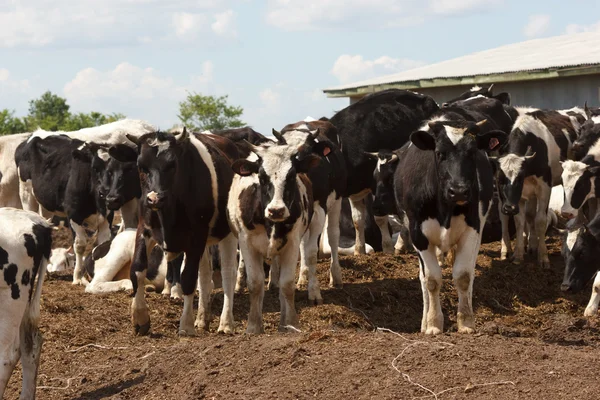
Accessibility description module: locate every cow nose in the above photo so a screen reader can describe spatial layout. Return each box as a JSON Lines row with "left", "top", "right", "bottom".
{"left": 267, "top": 207, "right": 286, "bottom": 220}
{"left": 560, "top": 283, "right": 572, "bottom": 292}
{"left": 448, "top": 185, "right": 470, "bottom": 203}
{"left": 561, "top": 211, "right": 575, "bottom": 220}
{"left": 146, "top": 191, "right": 164, "bottom": 209}
{"left": 105, "top": 195, "right": 121, "bottom": 210}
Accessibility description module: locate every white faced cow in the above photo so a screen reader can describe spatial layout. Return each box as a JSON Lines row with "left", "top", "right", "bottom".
{"left": 394, "top": 119, "right": 506, "bottom": 335}
{"left": 0, "top": 208, "right": 52, "bottom": 400}
{"left": 228, "top": 141, "right": 321, "bottom": 333}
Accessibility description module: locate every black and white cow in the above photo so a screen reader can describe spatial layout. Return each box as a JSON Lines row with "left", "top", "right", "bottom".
{"left": 228, "top": 140, "right": 320, "bottom": 333}
{"left": 128, "top": 128, "right": 238, "bottom": 336}
{"left": 561, "top": 215, "right": 600, "bottom": 317}
{"left": 570, "top": 114, "right": 600, "bottom": 161}
{"left": 328, "top": 89, "right": 439, "bottom": 254}
{"left": 394, "top": 119, "right": 506, "bottom": 334}
{"left": 442, "top": 84, "right": 511, "bottom": 107}
{"left": 15, "top": 135, "right": 110, "bottom": 285}
{"left": 0, "top": 208, "right": 52, "bottom": 400}
{"left": 491, "top": 109, "right": 575, "bottom": 266}
{"left": 279, "top": 120, "right": 347, "bottom": 289}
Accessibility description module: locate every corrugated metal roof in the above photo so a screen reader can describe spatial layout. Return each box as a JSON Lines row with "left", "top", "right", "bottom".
{"left": 324, "top": 31, "right": 600, "bottom": 93}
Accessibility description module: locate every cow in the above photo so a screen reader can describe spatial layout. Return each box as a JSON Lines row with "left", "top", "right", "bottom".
{"left": 207, "top": 127, "right": 272, "bottom": 146}
{"left": 561, "top": 215, "right": 600, "bottom": 317}
{"left": 393, "top": 118, "right": 506, "bottom": 335}
{"left": 328, "top": 89, "right": 439, "bottom": 254}
{"left": 228, "top": 139, "right": 321, "bottom": 333}
{"left": 491, "top": 109, "right": 575, "bottom": 266}
{"left": 15, "top": 135, "right": 111, "bottom": 285}
{"left": 570, "top": 114, "right": 600, "bottom": 161}
{"left": 278, "top": 120, "right": 347, "bottom": 289}
{"left": 442, "top": 84, "right": 511, "bottom": 107}
{"left": 128, "top": 128, "right": 238, "bottom": 336}
{"left": 0, "top": 133, "right": 29, "bottom": 209}
{"left": 82, "top": 228, "right": 167, "bottom": 294}
{"left": 0, "top": 208, "right": 52, "bottom": 400}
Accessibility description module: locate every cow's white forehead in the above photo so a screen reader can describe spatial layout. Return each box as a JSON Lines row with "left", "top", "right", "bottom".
{"left": 258, "top": 145, "right": 297, "bottom": 176}
{"left": 443, "top": 125, "right": 468, "bottom": 145}
{"left": 282, "top": 130, "right": 312, "bottom": 148}
{"left": 470, "top": 85, "right": 482, "bottom": 92}
{"left": 562, "top": 160, "right": 588, "bottom": 188}
{"left": 419, "top": 116, "right": 447, "bottom": 131}
{"left": 567, "top": 229, "right": 580, "bottom": 251}
{"left": 97, "top": 148, "right": 110, "bottom": 162}
{"left": 563, "top": 160, "right": 587, "bottom": 174}
{"left": 148, "top": 137, "right": 171, "bottom": 155}
{"left": 499, "top": 154, "right": 526, "bottom": 183}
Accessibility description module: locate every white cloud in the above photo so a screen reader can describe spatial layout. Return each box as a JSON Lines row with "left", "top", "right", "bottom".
{"left": 0, "top": 69, "right": 31, "bottom": 92}
{"left": 565, "top": 21, "right": 600, "bottom": 35}
{"left": 0, "top": 1, "right": 236, "bottom": 48}
{"left": 331, "top": 55, "right": 424, "bottom": 84}
{"left": 523, "top": 14, "right": 551, "bottom": 38}
{"left": 212, "top": 10, "right": 237, "bottom": 38}
{"left": 63, "top": 62, "right": 215, "bottom": 127}
{"left": 430, "top": 0, "right": 502, "bottom": 15}
{"left": 259, "top": 88, "right": 281, "bottom": 109}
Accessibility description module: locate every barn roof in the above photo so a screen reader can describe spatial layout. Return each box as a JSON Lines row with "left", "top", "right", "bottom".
{"left": 323, "top": 31, "right": 600, "bottom": 98}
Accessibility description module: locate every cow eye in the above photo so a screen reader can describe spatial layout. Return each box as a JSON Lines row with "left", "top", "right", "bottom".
{"left": 435, "top": 150, "right": 445, "bottom": 161}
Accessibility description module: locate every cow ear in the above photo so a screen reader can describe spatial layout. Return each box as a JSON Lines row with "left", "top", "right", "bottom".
{"left": 585, "top": 102, "right": 592, "bottom": 120}
{"left": 232, "top": 159, "right": 259, "bottom": 176}
{"left": 126, "top": 134, "right": 140, "bottom": 146}
{"left": 494, "top": 92, "right": 511, "bottom": 105}
{"left": 311, "top": 141, "right": 331, "bottom": 157}
{"left": 72, "top": 148, "right": 92, "bottom": 162}
{"left": 109, "top": 145, "right": 138, "bottom": 163}
{"left": 588, "top": 166, "right": 600, "bottom": 176}
{"left": 476, "top": 130, "right": 507, "bottom": 151}
{"left": 410, "top": 131, "right": 436, "bottom": 151}
{"left": 295, "top": 154, "right": 322, "bottom": 173}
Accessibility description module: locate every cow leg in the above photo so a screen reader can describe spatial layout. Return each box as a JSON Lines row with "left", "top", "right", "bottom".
{"left": 19, "top": 310, "right": 43, "bottom": 400}
{"left": 525, "top": 197, "right": 538, "bottom": 257}
{"left": 416, "top": 254, "right": 430, "bottom": 333}
{"left": 70, "top": 221, "right": 89, "bottom": 286}
{"left": 418, "top": 246, "right": 443, "bottom": 335}
{"left": 217, "top": 233, "right": 237, "bottom": 334}
{"left": 18, "top": 179, "right": 38, "bottom": 213}
{"left": 119, "top": 198, "right": 139, "bottom": 230}
{"left": 585, "top": 272, "right": 600, "bottom": 317}
{"left": 279, "top": 243, "right": 301, "bottom": 331}
{"left": 0, "top": 303, "right": 25, "bottom": 398}
{"left": 193, "top": 249, "right": 212, "bottom": 334}
{"left": 130, "top": 230, "right": 155, "bottom": 335}
{"left": 374, "top": 215, "right": 394, "bottom": 253}
{"left": 349, "top": 192, "right": 369, "bottom": 255}
{"left": 96, "top": 214, "right": 111, "bottom": 246}
{"left": 535, "top": 186, "right": 551, "bottom": 268}
{"left": 394, "top": 214, "right": 412, "bottom": 255}
{"left": 234, "top": 252, "right": 246, "bottom": 294}
{"left": 242, "top": 239, "right": 266, "bottom": 334}
{"left": 327, "top": 197, "right": 343, "bottom": 288}
{"left": 299, "top": 205, "right": 324, "bottom": 304}
{"left": 453, "top": 227, "right": 481, "bottom": 334}
{"left": 268, "top": 257, "right": 280, "bottom": 291}
{"left": 499, "top": 201, "right": 512, "bottom": 260}
{"left": 511, "top": 200, "right": 527, "bottom": 265}
{"left": 171, "top": 254, "right": 184, "bottom": 300}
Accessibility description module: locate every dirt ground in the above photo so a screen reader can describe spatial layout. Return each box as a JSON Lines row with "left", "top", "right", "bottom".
{"left": 5, "top": 228, "right": 600, "bottom": 400}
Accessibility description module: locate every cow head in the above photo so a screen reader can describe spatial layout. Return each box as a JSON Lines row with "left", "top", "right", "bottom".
{"left": 442, "top": 84, "right": 511, "bottom": 107}
{"left": 561, "top": 160, "right": 600, "bottom": 219}
{"left": 571, "top": 119, "right": 600, "bottom": 161}
{"left": 366, "top": 150, "right": 399, "bottom": 216}
{"left": 129, "top": 128, "right": 189, "bottom": 211}
{"left": 561, "top": 222, "right": 600, "bottom": 293}
{"left": 410, "top": 120, "right": 507, "bottom": 206}
{"left": 489, "top": 149, "right": 537, "bottom": 216}
{"left": 231, "top": 141, "right": 321, "bottom": 222}
{"left": 93, "top": 144, "right": 141, "bottom": 210}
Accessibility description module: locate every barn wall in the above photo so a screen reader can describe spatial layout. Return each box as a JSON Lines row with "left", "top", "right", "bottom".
{"left": 348, "top": 74, "right": 600, "bottom": 109}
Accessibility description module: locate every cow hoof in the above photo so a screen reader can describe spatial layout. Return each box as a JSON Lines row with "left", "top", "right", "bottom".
{"left": 329, "top": 280, "right": 343, "bottom": 289}
{"left": 309, "top": 297, "right": 324, "bottom": 306}
{"left": 425, "top": 327, "right": 442, "bottom": 335}
{"left": 584, "top": 307, "right": 598, "bottom": 317}
{"left": 458, "top": 326, "right": 475, "bottom": 334}
{"left": 178, "top": 328, "right": 196, "bottom": 337}
{"left": 144, "top": 284, "right": 155, "bottom": 293}
{"left": 194, "top": 319, "right": 210, "bottom": 332}
{"left": 171, "top": 286, "right": 184, "bottom": 300}
{"left": 134, "top": 322, "right": 151, "bottom": 336}
{"left": 234, "top": 284, "right": 245, "bottom": 294}
{"left": 539, "top": 260, "right": 551, "bottom": 269}
{"left": 394, "top": 248, "right": 408, "bottom": 256}
{"left": 72, "top": 277, "right": 88, "bottom": 286}
{"left": 245, "top": 325, "right": 264, "bottom": 334}
{"left": 500, "top": 253, "right": 508, "bottom": 261}
{"left": 512, "top": 257, "right": 523, "bottom": 265}
{"left": 267, "top": 282, "right": 279, "bottom": 291}
{"left": 217, "top": 325, "right": 234, "bottom": 335}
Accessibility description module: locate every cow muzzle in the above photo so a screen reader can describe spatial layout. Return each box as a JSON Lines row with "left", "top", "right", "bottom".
{"left": 447, "top": 185, "right": 470, "bottom": 205}
{"left": 105, "top": 195, "right": 123, "bottom": 210}
{"left": 265, "top": 206, "right": 289, "bottom": 222}
{"left": 146, "top": 191, "right": 166, "bottom": 209}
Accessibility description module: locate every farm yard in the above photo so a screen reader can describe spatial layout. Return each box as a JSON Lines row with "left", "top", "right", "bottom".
{"left": 4, "top": 227, "right": 600, "bottom": 400}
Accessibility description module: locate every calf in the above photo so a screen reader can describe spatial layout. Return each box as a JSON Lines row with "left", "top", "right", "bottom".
{"left": 279, "top": 120, "right": 347, "bottom": 288}
{"left": 0, "top": 208, "right": 52, "bottom": 400}
{"left": 83, "top": 229, "right": 167, "bottom": 294}
{"left": 561, "top": 215, "right": 600, "bottom": 317}
{"left": 128, "top": 128, "right": 238, "bottom": 336}
{"left": 228, "top": 141, "right": 320, "bottom": 333}
{"left": 492, "top": 109, "right": 573, "bottom": 266}
{"left": 328, "top": 89, "right": 439, "bottom": 254}
{"left": 15, "top": 135, "right": 110, "bottom": 285}
{"left": 394, "top": 119, "right": 506, "bottom": 334}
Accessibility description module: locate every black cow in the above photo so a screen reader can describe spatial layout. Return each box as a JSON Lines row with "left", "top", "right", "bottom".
{"left": 442, "top": 84, "right": 511, "bottom": 107}
{"left": 561, "top": 215, "right": 600, "bottom": 317}
{"left": 15, "top": 135, "right": 110, "bottom": 285}
{"left": 394, "top": 119, "right": 506, "bottom": 334}
{"left": 128, "top": 128, "right": 239, "bottom": 336}
{"left": 328, "top": 89, "right": 439, "bottom": 254}
{"left": 209, "top": 126, "right": 272, "bottom": 146}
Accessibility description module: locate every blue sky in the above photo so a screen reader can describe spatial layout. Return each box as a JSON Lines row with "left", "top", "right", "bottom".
{"left": 1, "top": 0, "right": 599, "bottom": 134}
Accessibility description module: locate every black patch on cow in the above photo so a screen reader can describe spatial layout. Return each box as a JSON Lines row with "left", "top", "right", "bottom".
{"left": 0, "top": 245, "right": 7, "bottom": 267}
{"left": 21, "top": 269, "right": 31, "bottom": 286}
{"left": 24, "top": 233, "right": 36, "bottom": 257}
{"left": 239, "top": 184, "right": 264, "bottom": 231}
{"left": 4, "top": 263, "right": 18, "bottom": 285}
{"left": 0, "top": 170, "right": 3, "bottom": 185}
{"left": 29, "top": 224, "right": 52, "bottom": 300}
{"left": 11, "top": 283, "right": 20, "bottom": 299}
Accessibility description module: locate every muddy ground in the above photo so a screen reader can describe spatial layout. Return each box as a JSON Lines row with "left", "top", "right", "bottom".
{"left": 5, "top": 229, "right": 600, "bottom": 399}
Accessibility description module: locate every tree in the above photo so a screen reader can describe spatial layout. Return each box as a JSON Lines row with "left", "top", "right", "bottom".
{"left": 61, "top": 111, "right": 127, "bottom": 131}
{"left": 27, "top": 90, "right": 71, "bottom": 131}
{"left": 0, "top": 109, "right": 26, "bottom": 135}
{"left": 177, "top": 92, "right": 244, "bottom": 131}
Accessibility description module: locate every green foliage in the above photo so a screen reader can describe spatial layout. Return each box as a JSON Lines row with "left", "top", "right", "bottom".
{"left": 0, "top": 91, "right": 126, "bottom": 135}
{"left": 178, "top": 92, "right": 244, "bottom": 131}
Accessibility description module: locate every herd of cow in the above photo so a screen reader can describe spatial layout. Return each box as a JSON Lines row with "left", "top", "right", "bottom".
{"left": 3, "top": 84, "right": 600, "bottom": 397}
